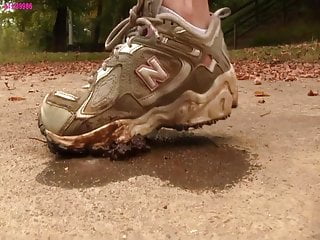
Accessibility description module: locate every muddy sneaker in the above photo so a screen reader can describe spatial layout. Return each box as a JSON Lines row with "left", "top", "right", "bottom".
{"left": 39, "top": 0, "right": 238, "bottom": 158}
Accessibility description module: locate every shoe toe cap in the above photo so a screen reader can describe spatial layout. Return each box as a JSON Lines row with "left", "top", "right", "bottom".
{"left": 40, "top": 94, "right": 73, "bottom": 135}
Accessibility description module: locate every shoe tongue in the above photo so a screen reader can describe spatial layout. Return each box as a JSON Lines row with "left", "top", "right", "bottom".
{"left": 137, "top": 0, "right": 163, "bottom": 17}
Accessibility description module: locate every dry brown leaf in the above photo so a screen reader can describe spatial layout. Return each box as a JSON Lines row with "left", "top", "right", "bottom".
{"left": 255, "top": 91, "right": 270, "bottom": 97}
{"left": 1, "top": 59, "right": 319, "bottom": 83}
{"left": 307, "top": 90, "right": 319, "bottom": 96}
{"left": 0, "top": 61, "right": 101, "bottom": 82}
{"left": 8, "top": 96, "right": 26, "bottom": 101}
{"left": 234, "top": 60, "right": 320, "bottom": 82}
{"left": 260, "top": 111, "right": 271, "bottom": 117}
{"left": 4, "top": 81, "right": 16, "bottom": 90}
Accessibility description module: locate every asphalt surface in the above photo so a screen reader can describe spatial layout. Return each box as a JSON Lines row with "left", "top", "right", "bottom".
{"left": 0, "top": 73, "right": 319, "bottom": 239}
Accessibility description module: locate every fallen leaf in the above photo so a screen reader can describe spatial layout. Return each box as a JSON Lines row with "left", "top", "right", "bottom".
{"left": 1, "top": 53, "right": 319, "bottom": 84}
{"left": 234, "top": 60, "right": 320, "bottom": 82}
{"left": 308, "top": 90, "right": 319, "bottom": 96}
{"left": 8, "top": 96, "right": 26, "bottom": 101}
{"left": 4, "top": 81, "right": 16, "bottom": 91}
{"left": 260, "top": 111, "right": 271, "bottom": 117}
{"left": 285, "top": 76, "right": 297, "bottom": 82}
{"left": 255, "top": 91, "right": 270, "bottom": 97}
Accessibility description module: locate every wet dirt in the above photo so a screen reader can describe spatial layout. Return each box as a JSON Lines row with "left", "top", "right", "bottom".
{"left": 36, "top": 132, "right": 254, "bottom": 191}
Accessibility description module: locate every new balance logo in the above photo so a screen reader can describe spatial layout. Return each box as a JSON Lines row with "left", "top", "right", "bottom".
{"left": 136, "top": 56, "right": 169, "bottom": 91}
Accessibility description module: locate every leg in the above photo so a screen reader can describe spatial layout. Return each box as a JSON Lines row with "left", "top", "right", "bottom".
{"left": 162, "top": 0, "right": 211, "bottom": 28}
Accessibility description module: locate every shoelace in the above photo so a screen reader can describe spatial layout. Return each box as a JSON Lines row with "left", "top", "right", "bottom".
{"left": 101, "top": 5, "right": 162, "bottom": 70}
{"left": 99, "top": 3, "right": 233, "bottom": 71}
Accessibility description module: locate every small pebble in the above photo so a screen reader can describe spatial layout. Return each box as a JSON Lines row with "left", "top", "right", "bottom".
{"left": 254, "top": 78, "right": 262, "bottom": 85}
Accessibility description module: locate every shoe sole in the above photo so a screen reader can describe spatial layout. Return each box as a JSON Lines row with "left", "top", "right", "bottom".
{"left": 41, "top": 66, "right": 238, "bottom": 159}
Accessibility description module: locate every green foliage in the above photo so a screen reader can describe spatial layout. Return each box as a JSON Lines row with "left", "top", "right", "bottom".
{"left": 0, "top": 0, "right": 136, "bottom": 51}
{"left": 0, "top": 0, "right": 94, "bottom": 51}
{"left": 0, "top": 51, "right": 106, "bottom": 64}
{"left": 0, "top": 0, "right": 319, "bottom": 52}
{"left": 99, "top": 0, "right": 135, "bottom": 43}
{"left": 0, "top": 25, "right": 28, "bottom": 53}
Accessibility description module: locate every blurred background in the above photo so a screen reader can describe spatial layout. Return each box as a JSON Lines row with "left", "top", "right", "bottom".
{"left": 0, "top": 0, "right": 319, "bottom": 53}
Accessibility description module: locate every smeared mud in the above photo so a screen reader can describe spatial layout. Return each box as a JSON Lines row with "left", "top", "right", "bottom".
{"left": 37, "top": 132, "right": 256, "bottom": 191}
{"left": 45, "top": 117, "right": 230, "bottom": 160}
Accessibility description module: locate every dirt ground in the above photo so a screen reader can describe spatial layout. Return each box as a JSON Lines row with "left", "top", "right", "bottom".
{"left": 0, "top": 72, "right": 319, "bottom": 239}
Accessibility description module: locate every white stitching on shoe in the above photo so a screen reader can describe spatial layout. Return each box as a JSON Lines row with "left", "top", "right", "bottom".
{"left": 54, "top": 91, "right": 78, "bottom": 102}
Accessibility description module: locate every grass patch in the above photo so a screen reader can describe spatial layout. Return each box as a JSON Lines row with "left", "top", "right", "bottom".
{"left": 0, "top": 51, "right": 107, "bottom": 64}
{"left": 230, "top": 41, "right": 320, "bottom": 62}
{"left": 0, "top": 42, "right": 319, "bottom": 64}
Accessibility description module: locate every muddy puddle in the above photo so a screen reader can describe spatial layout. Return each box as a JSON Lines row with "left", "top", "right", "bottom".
{"left": 36, "top": 131, "right": 255, "bottom": 191}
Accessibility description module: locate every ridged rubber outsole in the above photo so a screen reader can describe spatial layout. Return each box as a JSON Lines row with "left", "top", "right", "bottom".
{"left": 39, "top": 67, "right": 238, "bottom": 160}
{"left": 42, "top": 115, "right": 230, "bottom": 160}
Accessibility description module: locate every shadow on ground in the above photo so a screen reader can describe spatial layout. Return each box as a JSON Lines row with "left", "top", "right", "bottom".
{"left": 36, "top": 131, "right": 255, "bottom": 191}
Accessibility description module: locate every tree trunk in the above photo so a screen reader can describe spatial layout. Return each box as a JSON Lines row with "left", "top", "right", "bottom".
{"left": 52, "top": 6, "right": 68, "bottom": 52}
{"left": 92, "top": 0, "right": 103, "bottom": 51}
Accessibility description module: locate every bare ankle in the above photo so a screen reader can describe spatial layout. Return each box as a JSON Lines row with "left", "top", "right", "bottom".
{"left": 162, "top": 0, "right": 211, "bottom": 29}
